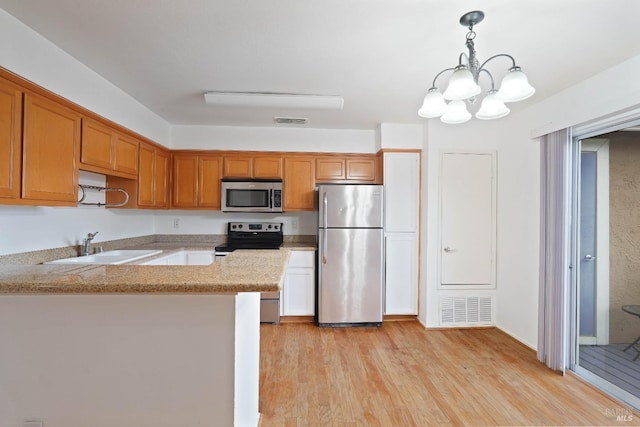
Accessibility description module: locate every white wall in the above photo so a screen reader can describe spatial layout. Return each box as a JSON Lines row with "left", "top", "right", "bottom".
{"left": 0, "top": 173, "right": 155, "bottom": 256}
{"left": 0, "top": 8, "right": 171, "bottom": 146}
{"left": 419, "top": 53, "right": 640, "bottom": 350}
{"left": 171, "top": 125, "right": 376, "bottom": 152}
{"left": 378, "top": 123, "right": 423, "bottom": 150}
{"left": 418, "top": 120, "right": 500, "bottom": 329}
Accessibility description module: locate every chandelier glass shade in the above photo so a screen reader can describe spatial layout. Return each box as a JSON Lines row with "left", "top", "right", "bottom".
{"left": 418, "top": 10, "right": 535, "bottom": 124}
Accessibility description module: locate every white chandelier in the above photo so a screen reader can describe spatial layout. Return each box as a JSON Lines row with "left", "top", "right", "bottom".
{"left": 418, "top": 11, "right": 535, "bottom": 124}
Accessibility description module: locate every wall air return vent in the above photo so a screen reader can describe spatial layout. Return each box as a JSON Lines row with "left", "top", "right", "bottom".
{"left": 274, "top": 117, "right": 308, "bottom": 125}
{"left": 439, "top": 295, "right": 494, "bottom": 326}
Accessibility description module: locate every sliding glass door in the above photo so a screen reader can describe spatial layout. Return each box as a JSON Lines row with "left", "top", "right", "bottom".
{"left": 571, "top": 125, "right": 640, "bottom": 410}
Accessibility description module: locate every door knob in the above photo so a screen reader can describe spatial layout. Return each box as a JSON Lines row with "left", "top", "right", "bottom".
{"left": 584, "top": 254, "right": 596, "bottom": 261}
{"left": 443, "top": 246, "right": 457, "bottom": 253}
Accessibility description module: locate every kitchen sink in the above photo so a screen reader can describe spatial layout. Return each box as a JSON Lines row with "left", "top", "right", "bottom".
{"left": 45, "top": 249, "right": 163, "bottom": 265}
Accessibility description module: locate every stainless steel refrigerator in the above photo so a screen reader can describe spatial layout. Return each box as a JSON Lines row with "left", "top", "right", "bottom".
{"left": 317, "top": 184, "right": 384, "bottom": 326}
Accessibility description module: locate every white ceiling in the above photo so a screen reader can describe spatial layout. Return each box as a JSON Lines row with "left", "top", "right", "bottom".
{"left": 1, "top": 0, "right": 639, "bottom": 130}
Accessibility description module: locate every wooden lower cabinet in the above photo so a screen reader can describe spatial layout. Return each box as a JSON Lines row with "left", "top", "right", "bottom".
{"left": 22, "top": 93, "right": 81, "bottom": 205}
{"left": 283, "top": 156, "right": 315, "bottom": 211}
{"left": 172, "top": 153, "right": 222, "bottom": 209}
{"left": 0, "top": 79, "right": 22, "bottom": 200}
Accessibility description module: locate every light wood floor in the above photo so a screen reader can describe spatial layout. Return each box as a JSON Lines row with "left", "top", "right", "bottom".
{"left": 259, "top": 321, "right": 639, "bottom": 426}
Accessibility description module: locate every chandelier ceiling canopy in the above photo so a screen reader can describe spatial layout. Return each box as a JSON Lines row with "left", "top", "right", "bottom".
{"left": 418, "top": 10, "right": 535, "bottom": 124}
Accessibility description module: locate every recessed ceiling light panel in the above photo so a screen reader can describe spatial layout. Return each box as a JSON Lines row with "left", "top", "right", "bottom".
{"left": 204, "top": 92, "right": 343, "bottom": 110}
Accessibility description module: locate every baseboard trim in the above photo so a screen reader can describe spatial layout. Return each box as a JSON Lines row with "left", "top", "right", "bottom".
{"left": 384, "top": 314, "right": 418, "bottom": 322}
{"left": 280, "top": 316, "right": 314, "bottom": 323}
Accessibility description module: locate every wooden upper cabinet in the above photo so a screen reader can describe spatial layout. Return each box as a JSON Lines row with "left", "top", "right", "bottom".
{"left": 315, "top": 155, "right": 377, "bottom": 183}
{"left": 316, "top": 157, "right": 345, "bottom": 181}
{"left": 346, "top": 158, "right": 376, "bottom": 181}
{"left": 22, "top": 92, "right": 81, "bottom": 204}
{"left": 113, "top": 133, "right": 139, "bottom": 176}
{"left": 81, "top": 118, "right": 113, "bottom": 170}
{"left": 0, "top": 79, "right": 22, "bottom": 199}
{"left": 172, "top": 153, "right": 222, "bottom": 209}
{"left": 253, "top": 156, "right": 283, "bottom": 178}
{"left": 223, "top": 154, "right": 283, "bottom": 178}
{"left": 199, "top": 155, "right": 222, "bottom": 208}
{"left": 136, "top": 142, "right": 168, "bottom": 208}
{"left": 172, "top": 154, "right": 198, "bottom": 208}
{"left": 80, "top": 117, "right": 138, "bottom": 178}
{"left": 223, "top": 155, "right": 252, "bottom": 178}
{"left": 137, "top": 143, "right": 155, "bottom": 207}
{"left": 284, "top": 156, "right": 315, "bottom": 211}
{"left": 154, "top": 149, "right": 170, "bottom": 208}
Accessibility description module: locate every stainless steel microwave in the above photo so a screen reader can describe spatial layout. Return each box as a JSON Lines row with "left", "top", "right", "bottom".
{"left": 221, "top": 179, "right": 283, "bottom": 213}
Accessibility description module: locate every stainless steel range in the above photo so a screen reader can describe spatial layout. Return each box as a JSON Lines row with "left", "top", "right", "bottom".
{"left": 215, "top": 222, "right": 284, "bottom": 324}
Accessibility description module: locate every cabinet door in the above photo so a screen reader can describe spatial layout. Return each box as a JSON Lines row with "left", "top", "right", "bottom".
{"left": 114, "top": 134, "right": 139, "bottom": 176}
{"left": 346, "top": 157, "right": 376, "bottom": 181}
{"left": 385, "top": 233, "right": 418, "bottom": 315}
{"left": 154, "top": 148, "right": 170, "bottom": 208}
{"left": 283, "top": 157, "right": 315, "bottom": 211}
{"left": 81, "top": 118, "right": 114, "bottom": 170}
{"left": 315, "top": 157, "right": 345, "bottom": 181}
{"left": 199, "top": 155, "right": 222, "bottom": 208}
{"left": 0, "top": 79, "right": 22, "bottom": 199}
{"left": 137, "top": 143, "right": 155, "bottom": 206}
{"left": 172, "top": 154, "right": 198, "bottom": 207}
{"left": 253, "top": 156, "right": 283, "bottom": 178}
{"left": 383, "top": 152, "right": 420, "bottom": 233}
{"left": 22, "top": 93, "right": 80, "bottom": 203}
{"left": 283, "top": 267, "right": 316, "bottom": 316}
{"left": 223, "top": 156, "right": 252, "bottom": 178}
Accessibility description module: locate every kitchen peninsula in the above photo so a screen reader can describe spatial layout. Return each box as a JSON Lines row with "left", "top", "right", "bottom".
{"left": 0, "top": 249, "right": 290, "bottom": 427}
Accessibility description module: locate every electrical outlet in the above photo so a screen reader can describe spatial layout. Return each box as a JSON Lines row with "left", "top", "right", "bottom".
{"left": 173, "top": 218, "right": 180, "bottom": 229}
{"left": 292, "top": 219, "right": 298, "bottom": 229}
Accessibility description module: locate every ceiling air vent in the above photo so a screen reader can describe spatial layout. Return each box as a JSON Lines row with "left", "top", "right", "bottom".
{"left": 274, "top": 117, "right": 308, "bottom": 125}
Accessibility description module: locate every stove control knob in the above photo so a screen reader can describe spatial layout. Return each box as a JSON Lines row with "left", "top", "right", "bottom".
{"left": 267, "top": 224, "right": 272, "bottom": 229}
{"left": 238, "top": 224, "right": 243, "bottom": 229}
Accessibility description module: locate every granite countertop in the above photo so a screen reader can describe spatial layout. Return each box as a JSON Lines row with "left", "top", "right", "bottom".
{"left": 0, "top": 249, "right": 291, "bottom": 295}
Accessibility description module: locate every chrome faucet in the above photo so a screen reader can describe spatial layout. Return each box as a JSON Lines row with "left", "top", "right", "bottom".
{"left": 81, "top": 232, "right": 99, "bottom": 256}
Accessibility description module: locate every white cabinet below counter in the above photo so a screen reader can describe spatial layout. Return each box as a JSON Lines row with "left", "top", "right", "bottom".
{"left": 141, "top": 250, "right": 215, "bottom": 266}
{"left": 281, "top": 250, "right": 316, "bottom": 317}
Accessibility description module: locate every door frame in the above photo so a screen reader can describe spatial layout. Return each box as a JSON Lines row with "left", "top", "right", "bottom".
{"left": 578, "top": 139, "right": 610, "bottom": 345}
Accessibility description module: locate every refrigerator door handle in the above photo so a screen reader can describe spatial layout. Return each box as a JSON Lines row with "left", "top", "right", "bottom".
{"left": 322, "top": 191, "right": 328, "bottom": 264}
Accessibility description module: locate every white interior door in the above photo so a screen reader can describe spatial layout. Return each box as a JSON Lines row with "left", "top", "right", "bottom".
{"left": 439, "top": 152, "right": 496, "bottom": 287}
{"left": 579, "top": 139, "right": 610, "bottom": 346}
